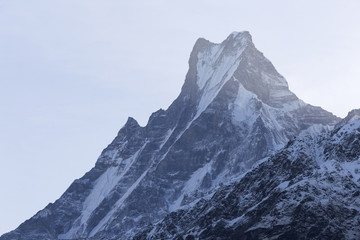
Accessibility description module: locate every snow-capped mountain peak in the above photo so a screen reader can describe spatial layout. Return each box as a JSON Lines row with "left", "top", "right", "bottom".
{"left": 1, "top": 32, "right": 343, "bottom": 240}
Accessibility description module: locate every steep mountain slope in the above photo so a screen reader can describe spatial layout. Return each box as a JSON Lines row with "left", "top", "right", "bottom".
{"left": 1, "top": 32, "right": 339, "bottom": 240}
{"left": 136, "top": 110, "right": 360, "bottom": 240}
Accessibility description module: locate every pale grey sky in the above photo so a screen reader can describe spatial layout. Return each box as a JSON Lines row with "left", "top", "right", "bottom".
{"left": 1, "top": 0, "right": 359, "bottom": 235}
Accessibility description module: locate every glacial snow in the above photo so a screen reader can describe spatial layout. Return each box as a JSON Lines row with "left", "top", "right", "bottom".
{"left": 195, "top": 33, "right": 247, "bottom": 119}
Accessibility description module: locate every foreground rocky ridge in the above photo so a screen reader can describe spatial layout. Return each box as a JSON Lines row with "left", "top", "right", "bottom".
{"left": 1, "top": 32, "right": 344, "bottom": 240}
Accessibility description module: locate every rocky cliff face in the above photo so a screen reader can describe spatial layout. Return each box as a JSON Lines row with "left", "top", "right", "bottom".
{"left": 135, "top": 110, "right": 360, "bottom": 240}
{"left": 1, "top": 32, "right": 341, "bottom": 240}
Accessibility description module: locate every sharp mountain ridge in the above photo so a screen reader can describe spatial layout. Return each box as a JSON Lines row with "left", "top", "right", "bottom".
{"left": 2, "top": 31, "right": 354, "bottom": 240}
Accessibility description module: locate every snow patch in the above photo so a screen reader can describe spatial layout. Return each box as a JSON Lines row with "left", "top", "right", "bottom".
{"left": 59, "top": 141, "right": 148, "bottom": 239}
{"left": 232, "top": 83, "right": 259, "bottom": 125}
{"left": 169, "top": 161, "right": 213, "bottom": 212}
{"left": 159, "top": 128, "right": 175, "bottom": 150}
{"left": 299, "top": 124, "right": 332, "bottom": 137}
{"left": 89, "top": 166, "right": 151, "bottom": 237}
{"left": 195, "top": 35, "right": 247, "bottom": 119}
{"left": 277, "top": 181, "right": 290, "bottom": 191}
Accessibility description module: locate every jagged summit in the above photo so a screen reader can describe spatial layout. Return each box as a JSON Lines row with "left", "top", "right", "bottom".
{"left": 182, "top": 31, "right": 301, "bottom": 123}
{"left": 124, "top": 117, "right": 140, "bottom": 128}
{"left": 183, "top": 31, "right": 254, "bottom": 101}
{"left": 1, "top": 32, "right": 342, "bottom": 240}
{"left": 177, "top": 31, "right": 338, "bottom": 150}
{"left": 194, "top": 31, "right": 253, "bottom": 51}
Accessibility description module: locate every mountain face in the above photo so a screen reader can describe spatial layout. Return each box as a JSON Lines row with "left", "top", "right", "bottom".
{"left": 1, "top": 32, "right": 342, "bottom": 240}
{"left": 135, "top": 110, "right": 360, "bottom": 240}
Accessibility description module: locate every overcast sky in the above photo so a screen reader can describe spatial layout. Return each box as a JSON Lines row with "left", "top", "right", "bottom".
{"left": 1, "top": 0, "right": 360, "bottom": 235}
